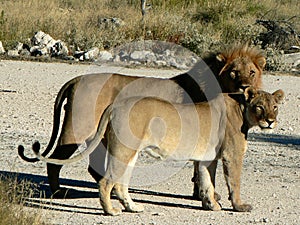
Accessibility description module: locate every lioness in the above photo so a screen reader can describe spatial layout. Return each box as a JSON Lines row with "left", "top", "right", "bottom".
{"left": 32, "top": 87, "right": 284, "bottom": 215}
{"left": 18, "top": 44, "right": 266, "bottom": 198}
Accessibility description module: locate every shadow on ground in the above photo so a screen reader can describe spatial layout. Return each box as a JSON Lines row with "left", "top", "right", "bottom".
{"left": 0, "top": 170, "right": 212, "bottom": 215}
{"left": 249, "top": 133, "right": 300, "bottom": 150}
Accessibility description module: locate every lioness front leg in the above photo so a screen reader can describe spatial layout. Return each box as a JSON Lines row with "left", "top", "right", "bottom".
{"left": 193, "top": 160, "right": 221, "bottom": 201}
{"left": 114, "top": 183, "right": 144, "bottom": 213}
{"left": 222, "top": 155, "right": 252, "bottom": 212}
{"left": 197, "top": 163, "right": 221, "bottom": 211}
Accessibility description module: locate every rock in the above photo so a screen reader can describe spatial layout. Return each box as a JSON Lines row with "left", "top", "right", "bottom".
{"left": 130, "top": 50, "right": 155, "bottom": 62}
{"left": 30, "top": 46, "right": 48, "bottom": 56}
{"left": 15, "top": 42, "right": 24, "bottom": 52}
{"left": 31, "top": 31, "right": 56, "bottom": 48}
{"left": 283, "top": 52, "right": 300, "bottom": 73}
{"left": 154, "top": 60, "right": 167, "bottom": 67}
{"left": 7, "top": 49, "right": 19, "bottom": 57}
{"left": 0, "top": 41, "right": 5, "bottom": 54}
{"left": 19, "top": 48, "right": 31, "bottom": 56}
{"left": 98, "top": 50, "right": 113, "bottom": 61}
{"left": 84, "top": 47, "right": 99, "bottom": 61}
{"left": 50, "top": 40, "right": 69, "bottom": 57}
{"left": 30, "top": 31, "right": 69, "bottom": 57}
{"left": 73, "top": 51, "right": 85, "bottom": 60}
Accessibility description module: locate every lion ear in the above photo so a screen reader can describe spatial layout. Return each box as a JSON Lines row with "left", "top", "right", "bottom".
{"left": 216, "top": 53, "right": 228, "bottom": 75}
{"left": 244, "top": 86, "right": 257, "bottom": 101}
{"left": 255, "top": 56, "right": 266, "bottom": 70}
{"left": 216, "top": 53, "right": 226, "bottom": 63}
{"left": 272, "top": 89, "right": 284, "bottom": 103}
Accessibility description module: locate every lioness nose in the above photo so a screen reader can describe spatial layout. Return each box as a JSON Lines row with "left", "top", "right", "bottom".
{"left": 266, "top": 119, "right": 274, "bottom": 126}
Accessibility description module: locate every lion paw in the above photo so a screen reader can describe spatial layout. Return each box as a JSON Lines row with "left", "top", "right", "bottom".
{"left": 105, "top": 207, "right": 122, "bottom": 216}
{"left": 202, "top": 199, "right": 221, "bottom": 211}
{"left": 196, "top": 191, "right": 221, "bottom": 202}
{"left": 233, "top": 203, "right": 253, "bottom": 212}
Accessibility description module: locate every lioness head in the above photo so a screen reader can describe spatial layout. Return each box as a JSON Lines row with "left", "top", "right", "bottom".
{"left": 244, "top": 87, "right": 284, "bottom": 129}
{"left": 214, "top": 44, "right": 266, "bottom": 92}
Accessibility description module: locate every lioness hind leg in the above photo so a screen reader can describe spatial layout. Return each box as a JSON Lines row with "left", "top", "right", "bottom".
{"left": 197, "top": 164, "right": 221, "bottom": 211}
{"left": 114, "top": 183, "right": 144, "bottom": 213}
{"left": 193, "top": 161, "right": 221, "bottom": 201}
{"left": 99, "top": 178, "right": 122, "bottom": 216}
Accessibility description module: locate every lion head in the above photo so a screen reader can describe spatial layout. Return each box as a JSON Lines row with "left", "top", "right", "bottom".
{"left": 205, "top": 43, "right": 266, "bottom": 93}
{"left": 244, "top": 87, "right": 284, "bottom": 129}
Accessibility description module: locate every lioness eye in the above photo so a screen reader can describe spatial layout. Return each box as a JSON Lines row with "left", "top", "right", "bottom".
{"left": 250, "top": 70, "right": 255, "bottom": 77}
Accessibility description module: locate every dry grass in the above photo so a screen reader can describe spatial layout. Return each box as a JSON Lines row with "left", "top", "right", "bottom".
{"left": 0, "top": 175, "right": 46, "bottom": 225}
{"left": 0, "top": 0, "right": 299, "bottom": 55}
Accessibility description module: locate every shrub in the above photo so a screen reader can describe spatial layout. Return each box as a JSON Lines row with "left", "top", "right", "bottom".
{"left": 0, "top": 175, "right": 45, "bottom": 225}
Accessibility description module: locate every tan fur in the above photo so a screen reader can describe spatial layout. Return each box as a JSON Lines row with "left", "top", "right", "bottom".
{"left": 18, "top": 44, "right": 266, "bottom": 197}
{"left": 35, "top": 88, "right": 284, "bottom": 215}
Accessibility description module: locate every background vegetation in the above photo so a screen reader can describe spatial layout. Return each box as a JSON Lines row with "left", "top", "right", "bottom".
{"left": 0, "top": 0, "right": 299, "bottom": 56}
{"left": 0, "top": 175, "right": 45, "bottom": 225}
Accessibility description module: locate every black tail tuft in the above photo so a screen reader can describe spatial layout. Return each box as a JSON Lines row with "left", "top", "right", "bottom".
{"left": 18, "top": 145, "right": 25, "bottom": 155}
{"left": 32, "top": 141, "right": 41, "bottom": 154}
{"left": 18, "top": 145, "right": 39, "bottom": 162}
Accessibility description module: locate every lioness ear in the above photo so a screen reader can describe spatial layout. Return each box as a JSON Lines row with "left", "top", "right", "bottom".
{"left": 256, "top": 56, "right": 266, "bottom": 70}
{"left": 272, "top": 89, "right": 284, "bottom": 103}
{"left": 244, "top": 86, "right": 257, "bottom": 101}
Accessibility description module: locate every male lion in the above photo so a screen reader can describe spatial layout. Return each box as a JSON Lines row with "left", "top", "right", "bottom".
{"left": 18, "top": 44, "right": 266, "bottom": 198}
{"left": 32, "top": 87, "right": 284, "bottom": 215}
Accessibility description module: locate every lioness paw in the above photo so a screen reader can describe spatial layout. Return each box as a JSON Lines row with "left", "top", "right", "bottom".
{"left": 126, "top": 203, "right": 144, "bottom": 213}
{"left": 233, "top": 203, "right": 253, "bottom": 212}
{"left": 105, "top": 207, "right": 122, "bottom": 216}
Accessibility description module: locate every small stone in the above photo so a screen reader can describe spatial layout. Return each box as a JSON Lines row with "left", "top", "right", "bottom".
{"left": 152, "top": 212, "right": 164, "bottom": 216}
{"left": 262, "top": 217, "right": 269, "bottom": 223}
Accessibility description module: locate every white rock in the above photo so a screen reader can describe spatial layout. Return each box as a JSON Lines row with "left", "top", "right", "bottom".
{"left": 31, "top": 31, "right": 56, "bottom": 47}
{"left": 130, "top": 50, "right": 152, "bottom": 61}
{"left": 154, "top": 60, "right": 167, "bottom": 67}
{"left": 98, "top": 50, "right": 113, "bottom": 61}
{"left": 50, "top": 40, "right": 69, "bottom": 56}
{"left": 16, "top": 42, "right": 23, "bottom": 52}
{"left": 7, "top": 50, "right": 19, "bottom": 57}
{"left": 84, "top": 47, "right": 99, "bottom": 60}
{"left": 30, "top": 31, "right": 68, "bottom": 57}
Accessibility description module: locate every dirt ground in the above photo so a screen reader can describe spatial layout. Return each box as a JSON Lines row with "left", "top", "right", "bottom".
{"left": 0, "top": 60, "right": 299, "bottom": 225}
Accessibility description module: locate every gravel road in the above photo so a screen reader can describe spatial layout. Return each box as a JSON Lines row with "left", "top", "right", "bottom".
{"left": 0, "top": 60, "right": 299, "bottom": 225}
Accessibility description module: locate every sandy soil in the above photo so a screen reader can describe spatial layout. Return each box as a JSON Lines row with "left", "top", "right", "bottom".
{"left": 0, "top": 59, "right": 299, "bottom": 225}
